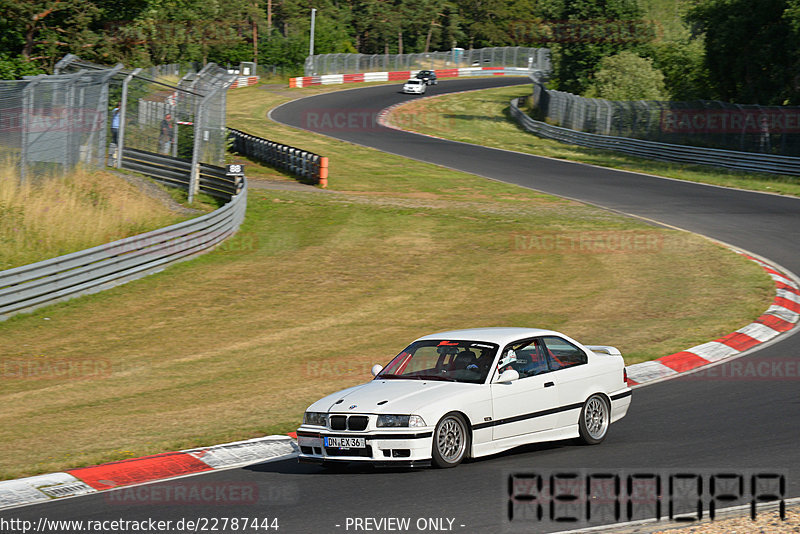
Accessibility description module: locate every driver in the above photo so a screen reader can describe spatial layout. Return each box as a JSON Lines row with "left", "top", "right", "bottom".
{"left": 497, "top": 349, "right": 518, "bottom": 373}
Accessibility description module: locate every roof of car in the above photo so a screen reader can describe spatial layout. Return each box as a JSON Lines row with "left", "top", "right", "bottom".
{"left": 415, "top": 327, "right": 563, "bottom": 346}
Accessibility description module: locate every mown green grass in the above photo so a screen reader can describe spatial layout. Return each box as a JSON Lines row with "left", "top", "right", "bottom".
{"left": 386, "top": 85, "right": 800, "bottom": 197}
{"left": 0, "top": 82, "right": 774, "bottom": 481}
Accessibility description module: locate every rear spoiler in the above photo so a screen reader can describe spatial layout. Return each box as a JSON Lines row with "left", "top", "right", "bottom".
{"left": 586, "top": 345, "right": 622, "bottom": 357}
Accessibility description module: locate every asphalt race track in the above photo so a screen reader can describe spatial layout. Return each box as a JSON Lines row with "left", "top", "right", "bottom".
{"left": 3, "top": 78, "right": 800, "bottom": 533}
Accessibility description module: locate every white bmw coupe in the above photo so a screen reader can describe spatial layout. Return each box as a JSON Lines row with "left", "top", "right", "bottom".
{"left": 297, "top": 327, "right": 631, "bottom": 468}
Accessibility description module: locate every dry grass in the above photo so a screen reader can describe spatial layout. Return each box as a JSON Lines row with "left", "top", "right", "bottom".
{"left": 0, "top": 166, "right": 187, "bottom": 270}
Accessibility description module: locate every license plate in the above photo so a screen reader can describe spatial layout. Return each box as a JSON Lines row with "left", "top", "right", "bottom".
{"left": 324, "top": 437, "right": 365, "bottom": 448}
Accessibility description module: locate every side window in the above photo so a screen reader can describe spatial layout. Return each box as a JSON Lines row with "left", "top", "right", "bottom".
{"left": 500, "top": 339, "right": 551, "bottom": 378}
{"left": 540, "top": 336, "right": 587, "bottom": 370}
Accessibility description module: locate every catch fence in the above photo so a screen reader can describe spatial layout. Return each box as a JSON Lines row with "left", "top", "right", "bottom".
{"left": 0, "top": 57, "right": 246, "bottom": 321}
{"left": 305, "top": 47, "right": 551, "bottom": 76}
{"left": 532, "top": 81, "right": 800, "bottom": 157}
{"left": 54, "top": 55, "right": 236, "bottom": 200}
{"left": 0, "top": 55, "right": 236, "bottom": 202}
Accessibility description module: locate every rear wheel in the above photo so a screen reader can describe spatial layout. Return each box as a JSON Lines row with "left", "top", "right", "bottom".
{"left": 432, "top": 413, "right": 469, "bottom": 468}
{"left": 578, "top": 394, "right": 610, "bottom": 445}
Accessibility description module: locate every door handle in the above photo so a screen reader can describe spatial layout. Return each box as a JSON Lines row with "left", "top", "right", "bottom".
{"left": 544, "top": 381, "right": 555, "bottom": 387}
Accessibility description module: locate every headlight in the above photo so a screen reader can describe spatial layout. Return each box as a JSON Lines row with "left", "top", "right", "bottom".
{"left": 377, "top": 415, "right": 426, "bottom": 427}
{"left": 303, "top": 412, "right": 328, "bottom": 426}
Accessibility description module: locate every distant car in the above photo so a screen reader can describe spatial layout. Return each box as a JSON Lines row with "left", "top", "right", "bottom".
{"left": 402, "top": 78, "right": 426, "bottom": 94}
{"left": 296, "top": 327, "right": 632, "bottom": 469}
{"left": 415, "top": 70, "right": 438, "bottom": 85}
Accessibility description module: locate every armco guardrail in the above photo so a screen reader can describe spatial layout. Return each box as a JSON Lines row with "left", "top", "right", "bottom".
{"left": 290, "top": 66, "right": 535, "bottom": 88}
{"left": 228, "top": 128, "right": 328, "bottom": 186}
{"left": 0, "top": 180, "right": 247, "bottom": 321}
{"left": 120, "top": 147, "right": 243, "bottom": 200}
{"left": 510, "top": 97, "right": 800, "bottom": 176}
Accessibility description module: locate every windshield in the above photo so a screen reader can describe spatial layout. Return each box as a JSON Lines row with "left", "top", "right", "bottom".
{"left": 376, "top": 340, "right": 499, "bottom": 384}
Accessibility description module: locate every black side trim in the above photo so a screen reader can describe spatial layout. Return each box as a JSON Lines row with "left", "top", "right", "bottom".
{"left": 610, "top": 390, "right": 632, "bottom": 401}
{"left": 472, "top": 402, "right": 583, "bottom": 431}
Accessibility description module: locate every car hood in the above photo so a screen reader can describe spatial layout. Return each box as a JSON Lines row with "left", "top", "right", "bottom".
{"left": 308, "top": 379, "right": 472, "bottom": 415}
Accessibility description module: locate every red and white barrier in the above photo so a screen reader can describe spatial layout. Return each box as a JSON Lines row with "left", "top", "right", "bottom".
{"left": 625, "top": 252, "right": 799, "bottom": 386}
{"left": 0, "top": 436, "right": 298, "bottom": 509}
{"left": 230, "top": 76, "right": 260, "bottom": 89}
{"left": 289, "top": 67, "right": 531, "bottom": 88}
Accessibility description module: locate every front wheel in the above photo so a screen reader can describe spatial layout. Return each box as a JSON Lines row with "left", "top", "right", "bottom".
{"left": 432, "top": 413, "right": 470, "bottom": 468}
{"left": 578, "top": 394, "right": 610, "bottom": 445}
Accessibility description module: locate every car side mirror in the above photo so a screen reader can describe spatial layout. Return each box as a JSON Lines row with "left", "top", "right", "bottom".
{"left": 493, "top": 369, "right": 519, "bottom": 383}
{"left": 371, "top": 364, "right": 383, "bottom": 377}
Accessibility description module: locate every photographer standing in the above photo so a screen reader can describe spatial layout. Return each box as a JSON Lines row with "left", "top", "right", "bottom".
{"left": 159, "top": 113, "right": 173, "bottom": 154}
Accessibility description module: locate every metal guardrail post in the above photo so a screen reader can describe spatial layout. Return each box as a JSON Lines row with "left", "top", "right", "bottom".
{"left": 116, "top": 68, "right": 142, "bottom": 168}
{"left": 53, "top": 54, "right": 79, "bottom": 75}
{"left": 88, "top": 64, "right": 124, "bottom": 168}
{"left": 189, "top": 103, "right": 203, "bottom": 203}
{"left": 19, "top": 75, "right": 45, "bottom": 184}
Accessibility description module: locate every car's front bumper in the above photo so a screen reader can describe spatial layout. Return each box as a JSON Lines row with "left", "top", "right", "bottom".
{"left": 296, "top": 426, "right": 434, "bottom": 464}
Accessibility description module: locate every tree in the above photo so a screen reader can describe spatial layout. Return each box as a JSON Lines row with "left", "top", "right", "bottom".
{"left": 586, "top": 50, "right": 668, "bottom": 100}
{"left": 0, "top": 0, "right": 101, "bottom": 70}
{"left": 455, "top": 0, "right": 539, "bottom": 48}
{"left": 648, "top": 39, "right": 711, "bottom": 101}
{"left": 689, "top": 0, "right": 800, "bottom": 104}
{"left": 549, "top": 0, "right": 655, "bottom": 95}
{"left": 0, "top": 54, "right": 45, "bottom": 79}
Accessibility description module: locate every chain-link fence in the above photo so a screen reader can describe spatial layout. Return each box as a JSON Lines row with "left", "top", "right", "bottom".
{"left": 0, "top": 66, "right": 122, "bottom": 182}
{"left": 305, "top": 47, "right": 551, "bottom": 76}
{"left": 0, "top": 55, "right": 235, "bottom": 196}
{"left": 56, "top": 55, "right": 235, "bottom": 177}
{"left": 532, "top": 82, "right": 800, "bottom": 157}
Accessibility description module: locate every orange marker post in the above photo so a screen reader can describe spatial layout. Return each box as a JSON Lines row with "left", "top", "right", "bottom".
{"left": 319, "top": 157, "right": 329, "bottom": 188}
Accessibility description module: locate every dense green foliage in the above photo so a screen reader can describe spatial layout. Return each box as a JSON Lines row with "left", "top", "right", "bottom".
{"left": 548, "top": 0, "right": 656, "bottom": 94}
{"left": 586, "top": 50, "right": 667, "bottom": 100}
{"left": 0, "top": 0, "right": 796, "bottom": 105}
{"left": 689, "top": 0, "right": 800, "bottom": 104}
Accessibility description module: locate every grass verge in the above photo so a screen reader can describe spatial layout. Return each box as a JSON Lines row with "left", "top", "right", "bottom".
{"left": 0, "top": 82, "right": 774, "bottom": 480}
{"left": 385, "top": 85, "right": 800, "bottom": 197}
